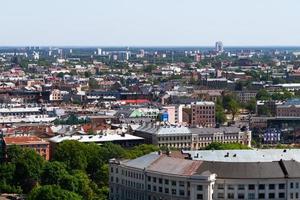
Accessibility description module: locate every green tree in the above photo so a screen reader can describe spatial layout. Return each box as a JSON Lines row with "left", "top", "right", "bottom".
{"left": 256, "top": 89, "right": 271, "bottom": 100}
{"left": 41, "top": 161, "right": 68, "bottom": 185}
{"left": 257, "top": 105, "right": 271, "bottom": 116}
{"left": 53, "top": 141, "right": 88, "bottom": 171}
{"left": 245, "top": 98, "right": 257, "bottom": 113}
{"left": 215, "top": 98, "right": 227, "bottom": 124}
{"left": 0, "top": 163, "right": 22, "bottom": 193}
{"left": 27, "top": 185, "right": 82, "bottom": 200}
{"left": 6, "top": 146, "right": 45, "bottom": 193}
{"left": 89, "top": 78, "right": 99, "bottom": 89}
{"left": 227, "top": 99, "right": 240, "bottom": 121}
{"left": 205, "top": 142, "right": 250, "bottom": 150}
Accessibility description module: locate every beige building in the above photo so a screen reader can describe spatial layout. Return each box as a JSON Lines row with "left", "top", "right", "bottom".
{"left": 134, "top": 124, "right": 251, "bottom": 149}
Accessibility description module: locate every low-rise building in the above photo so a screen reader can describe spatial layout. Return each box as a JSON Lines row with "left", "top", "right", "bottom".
{"left": 3, "top": 135, "right": 50, "bottom": 160}
{"left": 134, "top": 124, "right": 251, "bottom": 149}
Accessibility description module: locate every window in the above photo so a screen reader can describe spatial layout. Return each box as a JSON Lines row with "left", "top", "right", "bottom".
{"left": 259, "top": 184, "right": 265, "bottom": 190}
{"left": 153, "top": 177, "right": 156, "bottom": 183}
{"left": 269, "top": 184, "right": 275, "bottom": 190}
{"left": 110, "top": 167, "right": 114, "bottom": 173}
{"left": 159, "top": 178, "right": 162, "bottom": 184}
{"left": 147, "top": 184, "right": 151, "bottom": 191}
{"left": 279, "top": 193, "right": 285, "bottom": 198}
{"left": 197, "top": 194, "right": 203, "bottom": 200}
{"left": 164, "top": 188, "right": 169, "bottom": 194}
{"left": 148, "top": 176, "right": 151, "bottom": 182}
{"left": 179, "top": 181, "right": 185, "bottom": 187}
{"left": 153, "top": 186, "right": 156, "bottom": 192}
{"left": 217, "top": 193, "right": 224, "bottom": 199}
{"left": 227, "top": 193, "right": 234, "bottom": 199}
{"left": 217, "top": 184, "right": 224, "bottom": 189}
{"left": 179, "top": 190, "right": 185, "bottom": 196}
{"left": 171, "top": 189, "right": 176, "bottom": 195}
{"left": 238, "top": 184, "right": 245, "bottom": 190}
{"left": 159, "top": 187, "right": 162, "bottom": 193}
{"left": 227, "top": 185, "right": 234, "bottom": 190}
{"left": 238, "top": 194, "right": 244, "bottom": 199}
{"left": 171, "top": 181, "right": 176, "bottom": 186}
{"left": 269, "top": 193, "right": 275, "bottom": 199}
{"left": 296, "top": 182, "right": 299, "bottom": 189}
{"left": 258, "top": 193, "right": 265, "bottom": 199}
{"left": 248, "top": 193, "right": 255, "bottom": 199}
{"left": 279, "top": 183, "right": 285, "bottom": 190}
{"left": 248, "top": 184, "right": 255, "bottom": 190}
{"left": 290, "top": 182, "right": 294, "bottom": 189}
{"left": 164, "top": 179, "right": 169, "bottom": 185}
{"left": 197, "top": 185, "right": 203, "bottom": 191}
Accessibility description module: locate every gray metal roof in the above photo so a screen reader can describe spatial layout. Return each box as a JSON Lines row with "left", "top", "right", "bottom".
{"left": 122, "top": 153, "right": 161, "bottom": 169}
{"left": 196, "top": 161, "right": 286, "bottom": 179}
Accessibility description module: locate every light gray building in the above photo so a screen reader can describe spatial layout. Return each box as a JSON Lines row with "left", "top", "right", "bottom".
{"left": 110, "top": 149, "right": 300, "bottom": 200}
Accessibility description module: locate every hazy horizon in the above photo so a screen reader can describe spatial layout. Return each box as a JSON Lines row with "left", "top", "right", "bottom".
{"left": 1, "top": 0, "right": 300, "bottom": 46}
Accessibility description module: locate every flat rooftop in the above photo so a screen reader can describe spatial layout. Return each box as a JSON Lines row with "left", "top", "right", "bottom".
{"left": 3, "top": 135, "right": 49, "bottom": 145}
{"left": 183, "top": 149, "right": 300, "bottom": 162}
{"left": 49, "top": 133, "right": 144, "bottom": 143}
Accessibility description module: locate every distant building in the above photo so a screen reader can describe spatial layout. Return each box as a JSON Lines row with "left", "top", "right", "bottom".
{"left": 191, "top": 101, "right": 215, "bottom": 127}
{"left": 276, "top": 99, "right": 300, "bottom": 117}
{"left": 235, "top": 91, "right": 257, "bottom": 103}
{"left": 97, "top": 48, "right": 102, "bottom": 56}
{"left": 134, "top": 124, "right": 251, "bottom": 149}
{"left": 215, "top": 41, "right": 224, "bottom": 53}
{"left": 3, "top": 135, "right": 50, "bottom": 160}
{"left": 263, "top": 128, "right": 281, "bottom": 144}
{"left": 49, "top": 132, "right": 144, "bottom": 158}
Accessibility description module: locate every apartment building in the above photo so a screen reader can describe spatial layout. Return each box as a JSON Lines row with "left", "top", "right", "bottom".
{"left": 191, "top": 102, "right": 215, "bottom": 128}
{"left": 109, "top": 149, "right": 300, "bottom": 200}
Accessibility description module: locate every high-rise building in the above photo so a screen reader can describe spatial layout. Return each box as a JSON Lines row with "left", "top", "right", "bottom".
{"left": 215, "top": 41, "right": 224, "bottom": 53}
{"left": 97, "top": 48, "right": 102, "bottom": 56}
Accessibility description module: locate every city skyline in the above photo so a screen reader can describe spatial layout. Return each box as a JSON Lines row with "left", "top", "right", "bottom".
{"left": 1, "top": 0, "right": 300, "bottom": 46}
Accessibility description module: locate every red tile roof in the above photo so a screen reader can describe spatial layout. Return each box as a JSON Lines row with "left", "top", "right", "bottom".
{"left": 3, "top": 136, "right": 49, "bottom": 145}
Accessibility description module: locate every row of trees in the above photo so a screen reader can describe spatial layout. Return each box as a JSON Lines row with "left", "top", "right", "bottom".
{"left": 205, "top": 142, "right": 251, "bottom": 150}
{"left": 53, "top": 114, "right": 90, "bottom": 125}
{"left": 0, "top": 142, "right": 159, "bottom": 200}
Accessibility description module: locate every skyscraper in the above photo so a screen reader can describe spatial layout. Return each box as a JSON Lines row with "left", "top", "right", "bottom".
{"left": 215, "top": 41, "right": 224, "bottom": 53}
{"left": 97, "top": 48, "right": 102, "bottom": 56}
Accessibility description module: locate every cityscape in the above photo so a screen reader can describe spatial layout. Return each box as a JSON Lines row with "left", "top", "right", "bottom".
{"left": 1, "top": 0, "right": 300, "bottom": 200}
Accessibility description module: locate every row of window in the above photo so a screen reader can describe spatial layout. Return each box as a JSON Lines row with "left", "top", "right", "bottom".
{"left": 217, "top": 192, "right": 285, "bottom": 199}
{"left": 158, "top": 136, "right": 190, "bottom": 141}
{"left": 218, "top": 182, "right": 299, "bottom": 191}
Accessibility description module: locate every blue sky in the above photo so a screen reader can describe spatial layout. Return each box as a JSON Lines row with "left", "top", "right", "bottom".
{"left": 0, "top": 0, "right": 299, "bottom": 46}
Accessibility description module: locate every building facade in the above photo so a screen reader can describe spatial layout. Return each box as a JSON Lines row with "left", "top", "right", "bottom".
{"left": 134, "top": 124, "right": 251, "bottom": 149}
{"left": 3, "top": 135, "right": 50, "bottom": 160}
{"left": 191, "top": 102, "right": 215, "bottom": 128}
{"left": 110, "top": 149, "right": 300, "bottom": 200}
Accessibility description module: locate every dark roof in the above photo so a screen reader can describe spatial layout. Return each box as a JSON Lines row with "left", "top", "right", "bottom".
{"left": 196, "top": 161, "right": 286, "bottom": 179}
{"left": 282, "top": 160, "right": 300, "bottom": 178}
